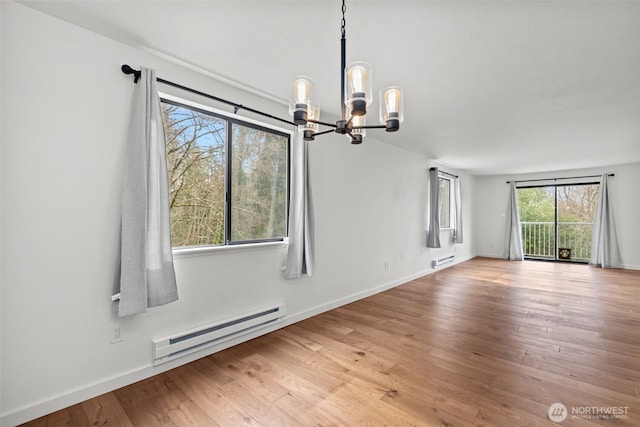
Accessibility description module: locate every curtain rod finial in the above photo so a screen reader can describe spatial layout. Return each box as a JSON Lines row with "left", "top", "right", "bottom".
{"left": 121, "top": 64, "right": 141, "bottom": 83}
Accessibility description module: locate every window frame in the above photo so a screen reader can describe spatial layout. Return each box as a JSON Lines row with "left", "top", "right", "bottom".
{"left": 438, "top": 174, "right": 454, "bottom": 230}
{"left": 160, "top": 93, "right": 292, "bottom": 251}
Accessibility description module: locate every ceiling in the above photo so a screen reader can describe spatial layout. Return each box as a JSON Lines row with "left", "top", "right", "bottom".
{"left": 18, "top": 0, "right": 640, "bottom": 175}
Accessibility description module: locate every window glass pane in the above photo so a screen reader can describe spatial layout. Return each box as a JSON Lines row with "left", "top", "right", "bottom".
{"left": 517, "top": 187, "right": 555, "bottom": 259}
{"left": 162, "top": 102, "right": 226, "bottom": 247}
{"left": 557, "top": 184, "right": 599, "bottom": 261}
{"left": 231, "top": 123, "right": 288, "bottom": 242}
{"left": 438, "top": 177, "right": 451, "bottom": 228}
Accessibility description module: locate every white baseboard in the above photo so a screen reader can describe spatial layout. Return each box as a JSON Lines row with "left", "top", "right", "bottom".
{"left": 2, "top": 258, "right": 478, "bottom": 427}
{"left": 475, "top": 252, "right": 505, "bottom": 259}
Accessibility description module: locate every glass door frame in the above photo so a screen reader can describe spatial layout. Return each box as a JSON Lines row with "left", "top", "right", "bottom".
{"left": 518, "top": 181, "right": 599, "bottom": 263}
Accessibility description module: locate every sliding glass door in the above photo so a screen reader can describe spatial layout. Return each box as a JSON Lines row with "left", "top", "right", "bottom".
{"left": 518, "top": 183, "right": 599, "bottom": 263}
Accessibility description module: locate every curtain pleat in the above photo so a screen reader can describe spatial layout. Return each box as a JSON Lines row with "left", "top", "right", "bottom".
{"left": 284, "top": 130, "right": 314, "bottom": 279}
{"left": 504, "top": 182, "right": 524, "bottom": 260}
{"left": 114, "top": 67, "right": 178, "bottom": 316}
{"left": 427, "top": 168, "right": 441, "bottom": 248}
{"left": 589, "top": 174, "right": 622, "bottom": 268}
{"left": 453, "top": 177, "right": 463, "bottom": 244}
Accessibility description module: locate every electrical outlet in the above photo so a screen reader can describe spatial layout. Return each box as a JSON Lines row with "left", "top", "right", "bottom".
{"left": 384, "top": 261, "right": 389, "bottom": 271}
{"left": 110, "top": 325, "right": 123, "bottom": 344}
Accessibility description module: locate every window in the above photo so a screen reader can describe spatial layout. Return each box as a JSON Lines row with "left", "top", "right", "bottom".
{"left": 161, "top": 96, "right": 289, "bottom": 248}
{"left": 438, "top": 176, "right": 452, "bottom": 229}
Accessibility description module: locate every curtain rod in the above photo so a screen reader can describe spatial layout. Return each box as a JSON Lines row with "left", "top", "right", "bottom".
{"left": 121, "top": 65, "right": 297, "bottom": 127}
{"left": 506, "top": 173, "right": 614, "bottom": 184}
{"left": 430, "top": 167, "right": 459, "bottom": 179}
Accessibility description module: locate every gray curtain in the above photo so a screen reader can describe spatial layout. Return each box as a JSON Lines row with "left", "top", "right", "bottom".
{"left": 589, "top": 174, "right": 622, "bottom": 268}
{"left": 504, "top": 182, "right": 524, "bottom": 260}
{"left": 284, "top": 130, "right": 314, "bottom": 279}
{"left": 453, "top": 177, "right": 463, "bottom": 244}
{"left": 427, "top": 167, "right": 441, "bottom": 248}
{"left": 113, "top": 67, "right": 178, "bottom": 316}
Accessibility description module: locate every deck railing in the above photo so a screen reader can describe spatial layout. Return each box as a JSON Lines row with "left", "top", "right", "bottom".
{"left": 520, "top": 221, "right": 593, "bottom": 261}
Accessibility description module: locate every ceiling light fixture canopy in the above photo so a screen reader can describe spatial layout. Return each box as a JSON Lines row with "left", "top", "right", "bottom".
{"left": 289, "top": 0, "right": 404, "bottom": 144}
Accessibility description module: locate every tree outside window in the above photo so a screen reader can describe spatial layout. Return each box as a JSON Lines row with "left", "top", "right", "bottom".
{"left": 161, "top": 99, "right": 289, "bottom": 248}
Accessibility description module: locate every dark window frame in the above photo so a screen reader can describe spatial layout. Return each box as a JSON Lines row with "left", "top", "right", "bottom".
{"left": 516, "top": 181, "right": 599, "bottom": 263}
{"left": 161, "top": 95, "right": 291, "bottom": 248}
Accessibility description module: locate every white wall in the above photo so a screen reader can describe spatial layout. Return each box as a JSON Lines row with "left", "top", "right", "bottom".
{"left": 474, "top": 163, "right": 640, "bottom": 269}
{"left": 0, "top": 3, "right": 475, "bottom": 425}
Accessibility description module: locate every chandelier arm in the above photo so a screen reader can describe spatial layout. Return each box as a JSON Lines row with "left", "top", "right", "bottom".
{"left": 346, "top": 115, "right": 354, "bottom": 127}
{"left": 311, "top": 128, "right": 336, "bottom": 138}
{"left": 307, "top": 118, "right": 338, "bottom": 128}
{"left": 353, "top": 125, "right": 387, "bottom": 130}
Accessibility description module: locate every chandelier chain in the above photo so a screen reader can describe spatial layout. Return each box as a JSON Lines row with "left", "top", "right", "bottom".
{"left": 341, "top": 0, "right": 346, "bottom": 38}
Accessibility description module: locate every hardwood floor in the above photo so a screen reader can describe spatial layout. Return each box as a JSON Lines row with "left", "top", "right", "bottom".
{"left": 23, "top": 258, "right": 640, "bottom": 426}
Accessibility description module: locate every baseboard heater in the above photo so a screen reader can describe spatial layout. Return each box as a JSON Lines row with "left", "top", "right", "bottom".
{"left": 152, "top": 303, "right": 286, "bottom": 366}
{"left": 432, "top": 255, "right": 455, "bottom": 268}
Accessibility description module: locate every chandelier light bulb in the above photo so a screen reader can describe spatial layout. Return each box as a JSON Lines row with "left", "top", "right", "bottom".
{"left": 351, "top": 114, "right": 366, "bottom": 136}
{"left": 384, "top": 88, "right": 401, "bottom": 114}
{"left": 345, "top": 62, "right": 372, "bottom": 116}
{"left": 302, "top": 102, "right": 321, "bottom": 141}
{"left": 307, "top": 102, "right": 320, "bottom": 122}
{"left": 289, "top": 76, "right": 314, "bottom": 125}
{"left": 380, "top": 86, "right": 404, "bottom": 132}
{"left": 293, "top": 78, "right": 311, "bottom": 104}
{"left": 348, "top": 65, "right": 367, "bottom": 94}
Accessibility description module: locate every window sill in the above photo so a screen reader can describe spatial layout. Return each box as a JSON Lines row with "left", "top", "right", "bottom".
{"left": 173, "top": 240, "right": 288, "bottom": 258}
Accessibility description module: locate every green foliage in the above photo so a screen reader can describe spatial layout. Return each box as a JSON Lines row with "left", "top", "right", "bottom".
{"left": 518, "top": 187, "right": 555, "bottom": 222}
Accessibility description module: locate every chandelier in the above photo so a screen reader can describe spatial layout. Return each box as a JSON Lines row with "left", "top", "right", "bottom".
{"left": 289, "top": 0, "right": 404, "bottom": 144}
